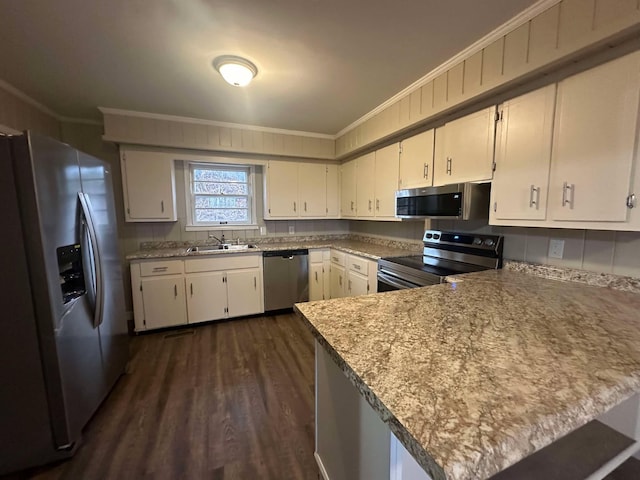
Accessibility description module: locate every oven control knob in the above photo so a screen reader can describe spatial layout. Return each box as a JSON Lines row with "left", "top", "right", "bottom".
{"left": 432, "top": 234, "right": 440, "bottom": 240}
{"left": 473, "top": 237, "right": 482, "bottom": 245}
{"left": 425, "top": 233, "right": 433, "bottom": 239}
{"left": 484, "top": 238, "right": 495, "bottom": 247}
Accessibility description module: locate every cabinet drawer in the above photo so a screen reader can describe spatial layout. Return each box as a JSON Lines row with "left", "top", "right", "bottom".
{"left": 330, "top": 250, "right": 346, "bottom": 266}
{"left": 309, "top": 249, "right": 324, "bottom": 263}
{"left": 347, "top": 255, "right": 369, "bottom": 275}
{"left": 185, "top": 254, "right": 262, "bottom": 273}
{"left": 139, "top": 260, "right": 184, "bottom": 277}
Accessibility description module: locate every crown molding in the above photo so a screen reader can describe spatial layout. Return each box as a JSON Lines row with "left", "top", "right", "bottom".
{"left": 0, "top": 79, "right": 103, "bottom": 126}
{"left": 336, "top": 0, "right": 562, "bottom": 137}
{"left": 98, "top": 107, "right": 336, "bottom": 140}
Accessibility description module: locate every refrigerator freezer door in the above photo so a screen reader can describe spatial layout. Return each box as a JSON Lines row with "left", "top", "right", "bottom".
{"left": 78, "top": 152, "right": 129, "bottom": 392}
{"left": 12, "top": 133, "right": 107, "bottom": 448}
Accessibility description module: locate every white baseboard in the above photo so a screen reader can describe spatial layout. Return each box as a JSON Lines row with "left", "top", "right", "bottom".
{"left": 315, "top": 452, "right": 330, "bottom": 480}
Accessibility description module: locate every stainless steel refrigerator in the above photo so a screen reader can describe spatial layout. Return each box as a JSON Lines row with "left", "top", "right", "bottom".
{"left": 0, "top": 132, "right": 129, "bottom": 474}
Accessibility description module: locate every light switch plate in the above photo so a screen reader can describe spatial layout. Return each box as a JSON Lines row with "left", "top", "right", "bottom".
{"left": 288, "top": 225, "right": 295, "bottom": 235}
{"left": 260, "top": 226, "right": 266, "bottom": 235}
{"left": 549, "top": 239, "right": 565, "bottom": 259}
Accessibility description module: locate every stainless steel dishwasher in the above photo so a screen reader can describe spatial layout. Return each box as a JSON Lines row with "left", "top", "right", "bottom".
{"left": 263, "top": 249, "right": 309, "bottom": 311}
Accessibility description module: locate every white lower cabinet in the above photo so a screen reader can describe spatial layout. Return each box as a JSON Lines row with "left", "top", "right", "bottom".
{"left": 226, "top": 269, "right": 263, "bottom": 317}
{"left": 309, "top": 249, "right": 330, "bottom": 301}
{"left": 131, "top": 254, "right": 264, "bottom": 332}
{"left": 140, "top": 276, "right": 187, "bottom": 330}
{"left": 185, "top": 272, "right": 227, "bottom": 324}
{"left": 329, "top": 250, "right": 377, "bottom": 299}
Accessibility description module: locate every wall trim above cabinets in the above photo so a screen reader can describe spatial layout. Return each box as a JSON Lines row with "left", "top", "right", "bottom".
{"left": 335, "top": 0, "right": 562, "bottom": 138}
{"left": 102, "top": 109, "right": 335, "bottom": 160}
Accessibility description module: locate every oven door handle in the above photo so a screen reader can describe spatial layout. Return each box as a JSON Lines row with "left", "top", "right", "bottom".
{"left": 377, "top": 272, "right": 421, "bottom": 290}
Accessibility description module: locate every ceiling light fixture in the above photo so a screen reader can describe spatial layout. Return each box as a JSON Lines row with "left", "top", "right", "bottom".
{"left": 213, "top": 55, "right": 258, "bottom": 87}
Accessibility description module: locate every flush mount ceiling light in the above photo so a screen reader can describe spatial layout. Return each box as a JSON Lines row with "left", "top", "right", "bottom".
{"left": 213, "top": 55, "right": 258, "bottom": 87}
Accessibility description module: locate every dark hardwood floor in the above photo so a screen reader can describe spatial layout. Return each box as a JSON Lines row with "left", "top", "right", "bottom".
{"left": 11, "top": 313, "right": 319, "bottom": 480}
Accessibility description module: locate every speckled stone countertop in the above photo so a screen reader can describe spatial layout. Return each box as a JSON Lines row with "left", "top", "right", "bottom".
{"left": 126, "top": 239, "right": 421, "bottom": 261}
{"left": 294, "top": 269, "right": 640, "bottom": 480}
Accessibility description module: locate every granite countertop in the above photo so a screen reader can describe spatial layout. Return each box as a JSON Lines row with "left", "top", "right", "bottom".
{"left": 126, "top": 239, "right": 421, "bottom": 261}
{"left": 294, "top": 269, "right": 640, "bottom": 480}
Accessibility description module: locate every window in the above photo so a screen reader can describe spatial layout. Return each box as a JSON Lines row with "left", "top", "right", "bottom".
{"left": 187, "top": 163, "right": 255, "bottom": 227}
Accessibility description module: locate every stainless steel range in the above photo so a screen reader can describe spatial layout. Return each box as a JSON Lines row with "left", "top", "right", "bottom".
{"left": 377, "top": 230, "right": 503, "bottom": 291}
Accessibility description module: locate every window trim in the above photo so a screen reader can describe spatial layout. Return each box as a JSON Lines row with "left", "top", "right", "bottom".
{"left": 184, "top": 162, "right": 258, "bottom": 230}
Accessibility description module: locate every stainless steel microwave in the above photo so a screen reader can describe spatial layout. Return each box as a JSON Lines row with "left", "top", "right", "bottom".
{"left": 395, "top": 182, "right": 491, "bottom": 220}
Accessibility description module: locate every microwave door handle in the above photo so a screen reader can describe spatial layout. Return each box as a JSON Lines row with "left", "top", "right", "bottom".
{"left": 78, "top": 193, "right": 104, "bottom": 328}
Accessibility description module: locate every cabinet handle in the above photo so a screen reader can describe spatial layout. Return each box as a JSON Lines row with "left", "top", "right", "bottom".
{"left": 254, "top": 277, "right": 257, "bottom": 289}
{"left": 293, "top": 201, "right": 297, "bottom": 212}
{"left": 161, "top": 200, "right": 165, "bottom": 213}
{"left": 353, "top": 264, "right": 361, "bottom": 270}
{"left": 368, "top": 199, "right": 372, "bottom": 211}
{"left": 351, "top": 201, "right": 354, "bottom": 211}
{"left": 446, "top": 158, "right": 452, "bottom": 175}
{"left": 174, "top": 284, "right": 177, "bottom": 297}
{"left": 190, "top": 283, "right": 193, "bottom": 296}
{"left": 376, "top": 199, "right": 380, "bottom": 211}
{"left": 348, "top": 279, "right": 352, "bottom": 291}
{"left": 529, "top": 185, "right": 540, "bottom": 208}
{"left": 627, "top": 194, "right": 637, "bottom": 209}
{"left": 562, "top": 182, "right": 574, "bottom": 208}
{"left": 339, "top": 276, "right": 342, "bottom": 286}
{"left": 152, "top": 266, "right": 168, "bottom": 272}
{"left": 304, "top": 201, "right": 307, "bottom": 212}
{"left": 315, "top": 271, "right": 318, "bottom": 282}
{"left": 424, "top": 163, "right": 429, "bottom": 178}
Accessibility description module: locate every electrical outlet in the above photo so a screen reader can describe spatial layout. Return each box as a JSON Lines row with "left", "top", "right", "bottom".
{"left": 259, "top": 226, "right": 266, "bottom": 235}
{"left": 549, "top": 239, "right": 565, "bottom": 259}
{"left": 288, "top": 225, "right": 295, "bottom": 235}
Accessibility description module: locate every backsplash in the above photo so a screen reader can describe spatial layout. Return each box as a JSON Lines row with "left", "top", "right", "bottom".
{"left": 351, "top": 219, "right": 640, "bottom": 279}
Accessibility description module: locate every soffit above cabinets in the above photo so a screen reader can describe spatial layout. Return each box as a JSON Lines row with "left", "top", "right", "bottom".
{"left": 0, "top": 0, "right": 537, "bottom": 134}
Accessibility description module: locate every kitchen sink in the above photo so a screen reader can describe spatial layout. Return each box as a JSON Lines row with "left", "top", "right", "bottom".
{"left": 187, "top": 244, "right": 256, "bottom": 253}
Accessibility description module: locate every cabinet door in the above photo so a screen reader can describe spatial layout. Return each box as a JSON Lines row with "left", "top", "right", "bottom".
{"left": 266, "top": 160, "right": 298, "bottom": 217}
{"left": 356, "top": 152, "right": 376, "bottom": 217}
{"left": 492, "top": 85, "right": 556, "bottom": 221}
{"left": 432, "top": 127, "right": 448, "bottom": 186}
{"left": 299, "top": 162, "right": 327, "bottom": 217}
{"left": 122, "top": 150, "right": 176, "bottom": 221}
{"left": 227, "top": 268, "right": 263, "bottom": 317}
{"left": 309, "top": 263, "right": 324, "bottom": 301}
{"left": 330, "top": 264, "right": 346, "bottom": 299}
{"left": 347, "top": 271, "right": 369, "bottom": 297}
{"left": 374, "top": 143, "right": 400, "bottom": 218}
{"left": 326, "top": 164, "right": 340, "bottom": 217}
{"left": 340, "top": 159, "right": 357, "bottom": 217}
{"left": 140, "top": 276, "right": 186, "bottom": 329}
{"left": 185, "top": 272, "right": 227, "bottom": 324}
{"left": 399, "top": 130, "right": 434, "bottom": 189}
{"left": 548, "top": 52, "right": 640, "bottom": 222}
{"left": 441, "top": 106, "right": 496, "bottom": 184}
{"left": 322, "top": 259, "right": 331, "bottom": 299}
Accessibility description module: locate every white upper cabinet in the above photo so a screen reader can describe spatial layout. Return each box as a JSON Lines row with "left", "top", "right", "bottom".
{"left": 356, "top": 152, "right": 376, "bottom": 218}
{"left": 433, "top": 106, "right": 496, "bottom": 186}
{"left": 491, "top": 85, "right": 556, "bottom": 221}
{"left": 121, "top": 149, "right": 177, "bottom": 222}
{"left": 548, "top": 51, "right": 640, "bottom": 223}
{"left": 374, "top": 143, "right": 400, "bottom": 219}
{"left": 399, "top": 129, "right": 434, "bottom": 190}
{"left": 340, "top": 159, "right": 357, "bottom": 217}
{"left": 265, "top": 160, "right": 337, "bottom": 219}
{"left": 266, "top": 160, "right": 298, "bottom": 217}
{"left": 299, "top": 162, "right": 328, "bottom": 217}
{"left": 326, "top": 164, "right": 340, "bottom": 217}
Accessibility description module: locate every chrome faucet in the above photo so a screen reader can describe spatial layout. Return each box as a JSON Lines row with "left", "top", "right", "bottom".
{"left": 208, "top": 233, "right": 226, "bottom": 244}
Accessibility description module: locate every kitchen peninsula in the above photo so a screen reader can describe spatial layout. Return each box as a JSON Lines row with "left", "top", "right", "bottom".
{"left": 295, "top": 269, "right": 640, "bottom": 480}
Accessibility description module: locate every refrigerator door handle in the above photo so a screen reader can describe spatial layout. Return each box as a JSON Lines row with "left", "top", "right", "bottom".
{"left": 78, "top": 192, "right": 104, "bottom": 328}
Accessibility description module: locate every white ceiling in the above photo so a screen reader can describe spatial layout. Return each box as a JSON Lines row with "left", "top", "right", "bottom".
{"left": 0, "top": 0, "right": 538, "bottom": 134}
